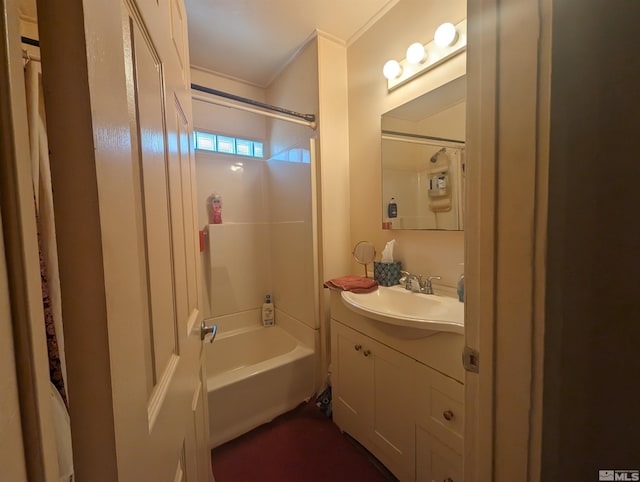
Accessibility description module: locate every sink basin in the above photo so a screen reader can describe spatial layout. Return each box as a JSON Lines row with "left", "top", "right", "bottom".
{"left": 340, "top": 285, "right": 464, "bottom": 334}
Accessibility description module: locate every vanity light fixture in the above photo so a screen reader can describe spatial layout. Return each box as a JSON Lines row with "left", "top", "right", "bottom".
{"left": 383, "top": 19, "right": 467, "bottom": 91}
{"left": 406, "top": 42, "right": 427, "bottom": 64}
{"left": 434, "top": 22, "right": 458, "bottom": 48}
{"left": 383, "top": 59, "right": 402, "bottom": 80}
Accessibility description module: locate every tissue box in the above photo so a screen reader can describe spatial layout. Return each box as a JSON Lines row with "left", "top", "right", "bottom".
{"left": 373, "top": 261, "right": 402, "bottom": 287}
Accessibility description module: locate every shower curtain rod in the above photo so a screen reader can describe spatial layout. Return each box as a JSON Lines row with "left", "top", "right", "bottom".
{"left": 192, "top": 93, "right": 316, "bottom": 129}
{"left": 21, "top": 36, "right": 40, "bottom": 47}
{"left": 382, "top": 129, "right": 465, "bottom": 146}
{"left": 191, "top": 83, "right": 316, "bottom": 125}
{"left": 21, "top": 37, "right": 41, "bottom": 62}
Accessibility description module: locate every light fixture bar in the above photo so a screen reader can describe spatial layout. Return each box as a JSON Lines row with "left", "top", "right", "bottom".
{"left": 386, "top": 19, "right": 467, "bottom": 91}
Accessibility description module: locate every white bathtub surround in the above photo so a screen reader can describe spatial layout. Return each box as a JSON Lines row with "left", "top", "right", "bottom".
{"left": 209, "top": 308, "right": 317, "bottom": 350}
{"left": 206, "top": 324, "right": 315, "bottom": 448}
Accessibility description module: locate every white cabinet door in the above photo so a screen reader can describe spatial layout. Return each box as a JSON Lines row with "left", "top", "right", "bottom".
{"left": 332, "top": 320, "right": 415, "bottom": 481}
{"left": 332, "top": 319, "right": 373, "bottom": 439}
{"left": 370, "top": 334, "right": 416, "bottom": 481}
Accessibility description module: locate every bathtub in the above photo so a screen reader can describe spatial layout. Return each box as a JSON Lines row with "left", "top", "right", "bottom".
{"left": 206, "top": 324, "right": 315, "bottom": 448}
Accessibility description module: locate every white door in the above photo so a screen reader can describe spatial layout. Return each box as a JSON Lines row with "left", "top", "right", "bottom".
{"left": 34, "top": 0, "right": 212, "bottom": 480}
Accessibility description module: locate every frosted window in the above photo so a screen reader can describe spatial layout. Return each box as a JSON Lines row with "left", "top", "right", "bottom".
{"left": 194, "top": 131, "right": 264, "bottom": 159}
{"left": 236, "top": 139, "right": 252, "bottom": 156}
{"left": 217, "top": 136, "right": 235, "bottom": 154}
{"left": 195, "top": 132, "right": 216, "bottom": 151}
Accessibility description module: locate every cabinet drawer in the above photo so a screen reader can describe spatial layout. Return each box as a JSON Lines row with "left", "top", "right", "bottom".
{"left": 416, "top": 425, "right": 462, "bottom": 482}
{"left": 415, "top": 362, "right": 464, "bottom": 454}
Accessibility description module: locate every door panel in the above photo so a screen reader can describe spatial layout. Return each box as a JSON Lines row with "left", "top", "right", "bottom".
{"left": 184, "top": 358, "right": 211, "bottom": 482}
{"left": 129, "top": 15, "right": 179, "bottom": 388}
{"left": 170, "top": 0, "right": 187, "bottom": 80}
{"left": 169, "top": 99, "right": 194, "bottom": 324}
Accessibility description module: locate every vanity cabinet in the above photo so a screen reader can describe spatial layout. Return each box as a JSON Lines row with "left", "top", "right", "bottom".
{"left": 329, "top": 290, "right": 465, "bottom": 482}
{"left": 332, "top": 320, "right": 415, "bottom": 481}
{"left": 416, "top": 427, "right": 462, "bottom": 482}
{"left": 414, "top": 362, "right": 464, "bottom": 482}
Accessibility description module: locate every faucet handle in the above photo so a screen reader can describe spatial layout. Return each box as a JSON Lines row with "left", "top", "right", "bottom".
{"left": 401, "top": 271, "right": 421, "bottom": 288}
{"left": 423, "top": 275, "right": 441, "bottom": 294}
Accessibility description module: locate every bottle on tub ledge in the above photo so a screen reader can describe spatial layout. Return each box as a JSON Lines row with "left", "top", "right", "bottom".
{"left": 262, "top": 294, "right": 275, "bottom": 327}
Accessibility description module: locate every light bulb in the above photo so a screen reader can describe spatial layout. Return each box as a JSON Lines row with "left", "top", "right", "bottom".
{"left": 383, "top": 60, "right": 402, "bottom": 80}
{"left": 434, "top": 22, "right": 458, "bottom": 48}
{"left": 406, "top": 42, "right": 427, "bottom": 64}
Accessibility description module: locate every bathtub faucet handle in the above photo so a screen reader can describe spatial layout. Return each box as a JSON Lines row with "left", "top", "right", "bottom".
{"left": 200, "top": 319, "right": 217, "bottom": 343}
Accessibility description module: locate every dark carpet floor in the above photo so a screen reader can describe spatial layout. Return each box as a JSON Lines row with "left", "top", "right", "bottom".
{"left": 211, "top": 400, "right": 398, "bottom": 482}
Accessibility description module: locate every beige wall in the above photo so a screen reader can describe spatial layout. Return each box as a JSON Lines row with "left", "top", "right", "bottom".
{"left": 266, "top": 40, "right": 318, "bottom": 109}
{"left": 191, "top": 67, "right": 266, "bottom": 102}
{"left": 316, "top": 33, "right": 351, "bottom": 282}
{"left": 347, "top": 0, "right": 466, "bottom": 292}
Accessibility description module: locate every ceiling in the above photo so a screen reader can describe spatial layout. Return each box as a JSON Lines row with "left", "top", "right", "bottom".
{"left": 18, "top": 0, "right": 398, "bottom": 88}
{"left": 184, "top": 0, "right": 399, "bottom": 87}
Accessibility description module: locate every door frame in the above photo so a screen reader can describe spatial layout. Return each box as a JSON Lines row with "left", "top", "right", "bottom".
{"left": 465, "top": 0, "right": 550, "bottom": 480}
{"left": 0, "top": 0, "right": 60, "bottom": 479}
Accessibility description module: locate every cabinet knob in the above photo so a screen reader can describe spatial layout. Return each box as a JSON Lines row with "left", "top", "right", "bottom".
{"left": 363, "top": 349, "right": 371, "bottom": 357}
{"left": 354, "top": 344, "right": 362, "bottom": 351}
{"left": 443, "top": 410, "right": 455, "bottom": 421}
{"left": 444, "top": 478, "right": 454, "bottom": 482}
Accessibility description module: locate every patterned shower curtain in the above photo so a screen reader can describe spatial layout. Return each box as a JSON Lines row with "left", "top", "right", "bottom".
{"left": 36, "top": 212, "right": 68, "bottom": 406}
{"left": 24, "top": 57, "right": 68, "bottom": 407}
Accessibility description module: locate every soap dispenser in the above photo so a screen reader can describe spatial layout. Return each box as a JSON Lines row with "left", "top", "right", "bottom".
{"left": 262, "top": 294, "right": 275, "bottom": 326}
{"left": 387, "top": 197, "right": 398, "bottom": 218}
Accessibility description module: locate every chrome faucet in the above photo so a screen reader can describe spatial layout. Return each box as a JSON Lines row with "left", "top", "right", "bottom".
{"left": 400, "top": 271, "right": 441, "bottom": 294}
{"left": 406, "top": 273, "right": 423, "bottom": 292}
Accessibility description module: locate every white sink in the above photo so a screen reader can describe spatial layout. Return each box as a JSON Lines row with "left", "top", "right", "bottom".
{"left": 340, "top": 285, "right": 464, "bottom": 334}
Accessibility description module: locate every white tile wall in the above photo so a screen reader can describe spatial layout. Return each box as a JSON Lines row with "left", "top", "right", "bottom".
{"left": 198, "top": 145, "right": 317, "bottom": 330}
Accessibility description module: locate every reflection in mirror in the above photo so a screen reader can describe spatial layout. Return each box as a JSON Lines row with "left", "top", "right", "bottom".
{"left": 352, "top": 241, "right": 376, "bottom": 278}
{"left": 381, "top": 76, "right": 466, "bottom": 230}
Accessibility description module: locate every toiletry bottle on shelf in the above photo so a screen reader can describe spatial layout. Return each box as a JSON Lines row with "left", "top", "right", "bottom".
{"left": 262, "top": 294, "right": 274, "bottom": 326}
{"left": 388, "top": 197, "right": 398, "bottom": 218}
{"left": 209, "top": 193, "right": 222, "bottom": 224}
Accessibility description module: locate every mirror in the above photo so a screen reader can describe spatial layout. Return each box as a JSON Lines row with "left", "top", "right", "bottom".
{"left": 352, "top": 241, "right": 376, "bottom": 278}
{"left": 381, "top": 76, "right": 466, "bottom": 230}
